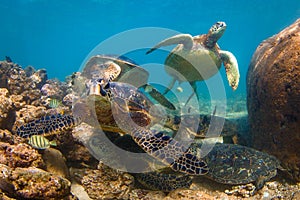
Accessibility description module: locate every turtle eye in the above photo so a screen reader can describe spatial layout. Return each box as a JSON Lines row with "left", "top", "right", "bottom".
{"left": 97, "top": 78, "right": 104, "bottom": 83}
{"left": 99, "top": 86, "right": 107, "bottom": 96}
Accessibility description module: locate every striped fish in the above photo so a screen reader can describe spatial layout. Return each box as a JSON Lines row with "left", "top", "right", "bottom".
{"left": 28, "top": 135, "right": 57, "bottom": 149}
{"left": 49, "top": 99, "right": 63, "bottom": 108}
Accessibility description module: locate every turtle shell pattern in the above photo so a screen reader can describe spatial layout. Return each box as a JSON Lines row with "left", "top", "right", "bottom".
{"left": 192, "top": 143, "right": 280, "bottom": 186}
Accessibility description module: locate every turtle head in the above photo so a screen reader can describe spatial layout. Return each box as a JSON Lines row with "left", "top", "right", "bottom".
{"left": 206, "top": 21, "right": 227, "bottom": 47}
{"left": 87, "top": 78, "right": 111, "bottom": 99}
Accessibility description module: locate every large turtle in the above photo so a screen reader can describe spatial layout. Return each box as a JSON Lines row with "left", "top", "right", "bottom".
{"left": 146, "top": 21, "right": 240, "bottom": 104}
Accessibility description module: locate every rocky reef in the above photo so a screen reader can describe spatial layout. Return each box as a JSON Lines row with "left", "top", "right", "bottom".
{"left": 247, "top": 18, "right": 300, "bottom": 181}
{"left": 0, "top": 60, "right": 81, "bottom": 199}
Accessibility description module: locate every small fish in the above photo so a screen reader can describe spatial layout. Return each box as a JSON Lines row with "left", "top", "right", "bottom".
{"left": 28, "top": 135, "right": 57, "bottom": 150}
{"left": 5, "top": 56, "right": 12, "bottom": 63}
{"left": 49, "top": 99, "right": 62, "bottom": 108}
{"left": 176, "top": 86, "right": 183, "bottom": 93}
{"left": 143, "top": 84, "right": 176, "bottom": 110}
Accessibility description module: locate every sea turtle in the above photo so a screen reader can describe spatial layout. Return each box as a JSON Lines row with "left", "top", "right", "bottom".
{"left": 111, "top": 133, "right": 281, "bottom": 191}
{"left": 191, "top": 143, "right": 282, "bottom": 190}
{"left": 146, "top": 21, "right": 240, "bottom": 104}
{"left": 80, "top": 54, "right": 176, "bottom": 110}
{"left": 81, "top": 78, "right": 209, "bottom": 175}
{"left": 93, "top": 130, "right": 281, "bottom": 192}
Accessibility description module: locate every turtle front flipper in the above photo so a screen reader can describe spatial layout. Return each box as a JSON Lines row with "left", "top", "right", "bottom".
{"left": 131, "top": 130, "right": 209, "bottom": 175}
{"left": 220, "top": 50, "right": 240, "bottom": 90}
{"left": 146, "top": 34, "right": 194, "bottom": 54}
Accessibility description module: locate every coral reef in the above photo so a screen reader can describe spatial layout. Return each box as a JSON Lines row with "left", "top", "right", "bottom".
{"left": 247, "top": 19, "right": 300, "bottom": 181}
{"left": 72, "top": 163, "right": 134, "bottom": 200}
{"left": 0, "top": 89, "right": 13, "bottom": 129}
{"left": 41, "top": 79, "right": 67, "bottom": 99}
{"left": 0, "top": 164, "right": 71, "bottom": 199}
{"left": 0, "top": 61, "right": 46, "bottom": 106}
{"left": 0, "top": 142, "right": 44, "bottom": 168}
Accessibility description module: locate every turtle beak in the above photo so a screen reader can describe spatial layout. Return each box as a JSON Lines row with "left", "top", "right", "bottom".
{"left": 87, "top": 80, "right": 101, "bottom": 95}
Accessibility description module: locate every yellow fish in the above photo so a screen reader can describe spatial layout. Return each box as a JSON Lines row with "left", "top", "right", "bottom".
{"left": 28, "top": 135, "right": 57, "bottom": 150}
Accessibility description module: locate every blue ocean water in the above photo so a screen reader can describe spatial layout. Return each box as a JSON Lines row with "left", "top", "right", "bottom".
{"left": 0, "top": 0, "right": 299, "bottom": 98}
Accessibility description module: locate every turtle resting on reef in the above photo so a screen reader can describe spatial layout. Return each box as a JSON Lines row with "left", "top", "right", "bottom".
{"left": 146, "top": 21, "right": 240, "bottom": 104}
{"left": 191, "top": 143, "right": 282, "bottom": 190}
{"left": 107, "top": 133, "right": 282, "bottom": 192}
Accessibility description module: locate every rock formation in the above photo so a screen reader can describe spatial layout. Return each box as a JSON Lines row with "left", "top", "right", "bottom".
{"left": 247, "top": 19, "right": 300, "bottom": 181}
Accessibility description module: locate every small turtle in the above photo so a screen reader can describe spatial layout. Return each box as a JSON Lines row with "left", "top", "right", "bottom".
{"left": 146, "top": 21, "right": 240, "bottom": 104}
{"left": 191, "top": 143, "right": 281, "bottom": 189}
{"left": 81, "top": 54, "right": 176, "bottom": 110}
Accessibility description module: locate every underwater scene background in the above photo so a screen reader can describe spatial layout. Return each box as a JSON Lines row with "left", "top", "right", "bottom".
{"left": 0, "top": 0, "right": 299, "bottom": 98}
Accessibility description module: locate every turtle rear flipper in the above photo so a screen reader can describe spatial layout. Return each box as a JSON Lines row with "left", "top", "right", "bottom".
{"left": 146, "top": 34, "right": 194, "bottom": 54}
{"left": 220, "top": 50, "right": 240, "bottom": 90}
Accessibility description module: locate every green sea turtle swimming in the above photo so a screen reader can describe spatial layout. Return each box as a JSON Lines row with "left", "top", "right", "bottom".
{"left": 146, "top": 21, "right": 240, "bottom": 104}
